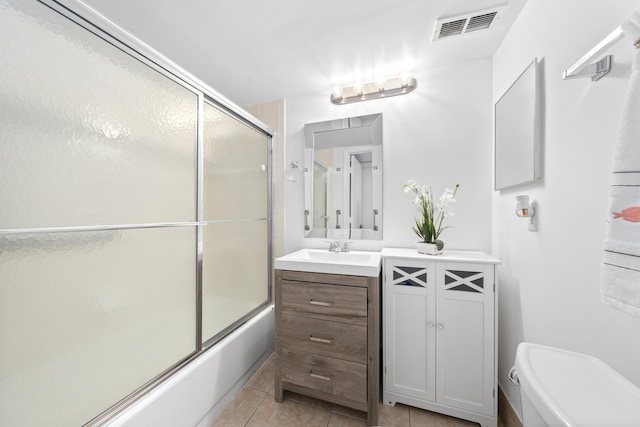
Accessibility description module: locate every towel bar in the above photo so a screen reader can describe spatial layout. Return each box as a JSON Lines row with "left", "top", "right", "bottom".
{"left": 563, "top": 27, "right": 625, "bottom": 81}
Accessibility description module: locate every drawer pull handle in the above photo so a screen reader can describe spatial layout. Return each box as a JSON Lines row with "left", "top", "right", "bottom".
{"left": 309, "top": 335, "right": 334, "bottom": 344}
{"left": 309, "top": 371, "right": 333, "bottom": 381}
{"left": 309, "top": 299, "right": 333, "bottom": 307}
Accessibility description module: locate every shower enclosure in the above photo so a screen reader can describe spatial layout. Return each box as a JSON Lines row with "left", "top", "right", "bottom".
{"left": 0, "top": 1, "right": 272, "bottom": 426}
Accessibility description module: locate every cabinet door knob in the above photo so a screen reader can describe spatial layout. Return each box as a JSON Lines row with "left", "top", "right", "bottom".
{"left": 427, "top": 321, "right": 435, "bottom": 328}
{"left": 438, "top": 323, "right": 444, "bottom": 329}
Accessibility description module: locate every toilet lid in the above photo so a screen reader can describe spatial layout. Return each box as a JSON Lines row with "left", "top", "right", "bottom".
{"left": 515, "top": 343, "right": 640, "bottom": 427}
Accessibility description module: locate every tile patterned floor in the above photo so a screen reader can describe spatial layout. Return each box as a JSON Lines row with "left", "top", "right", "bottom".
{"left": 210, "top": 354, "right": 503, "bottom": 427}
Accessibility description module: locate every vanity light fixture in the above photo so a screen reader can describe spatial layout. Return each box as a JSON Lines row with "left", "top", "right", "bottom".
{"left": 330, "top": 73, "right": 417, "bottom": 105}
{"left": 515, "top": 195, "right": 537, "bottom": 231}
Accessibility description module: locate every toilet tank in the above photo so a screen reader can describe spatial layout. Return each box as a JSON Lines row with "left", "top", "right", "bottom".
{"left": 515, "top": 342, "right": 640, "bottom": 427}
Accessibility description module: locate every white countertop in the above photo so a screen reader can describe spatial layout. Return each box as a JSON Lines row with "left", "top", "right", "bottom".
{"left": 274, "top": 248, "right": 382, "bottom": 277}
{"left": 381, "top": 247, "right": 501, "bottom": 264}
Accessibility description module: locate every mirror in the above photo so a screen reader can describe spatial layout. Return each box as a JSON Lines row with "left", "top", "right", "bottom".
{"left": 494, "top": 58, "right": 540, "bottom": 190}
{"left": 304, "top": 113, "right": 382, "bottom": 240}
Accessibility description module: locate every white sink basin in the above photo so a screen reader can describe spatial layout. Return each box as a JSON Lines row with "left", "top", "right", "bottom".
{"left": 274, "top": 248, "right": 381, "bottom": 277}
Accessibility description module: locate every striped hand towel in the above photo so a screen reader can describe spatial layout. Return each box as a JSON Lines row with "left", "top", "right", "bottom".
{"left": 601, "top": 8, "right": 640, "bottom": 318}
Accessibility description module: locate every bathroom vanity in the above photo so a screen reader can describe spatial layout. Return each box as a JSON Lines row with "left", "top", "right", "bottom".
{"left": 274, "top": 249, "right": 381, "bottom": 427}
{"left": 273, "top": 247, "right": 499, "bottom": 427}
{"left": 382, "top": 248, "right": 500, "bottom": 427}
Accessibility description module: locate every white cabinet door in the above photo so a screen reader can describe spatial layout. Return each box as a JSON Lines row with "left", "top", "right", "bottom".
{"left": 435, "top": 262, "right": 494, "bottom": 416}
{"left": 384, "top": 260, "right": 436, "bottom": 402}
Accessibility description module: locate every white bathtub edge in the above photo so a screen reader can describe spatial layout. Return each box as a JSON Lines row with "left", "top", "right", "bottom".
{"left": 107, "top": 305, "right": 275, "bottom": 427}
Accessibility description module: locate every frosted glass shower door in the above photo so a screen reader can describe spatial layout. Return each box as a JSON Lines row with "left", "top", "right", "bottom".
{"left": 202, "top": 101, "right": 270, "bottom": 342}
{"left": 0, "top": 228, "right": 197, "bottom": 426}
{"left": 0, "top": 1, "right": 198, "bottom": 426}
{"left": 0, "top": 2, "right": 197, "bottom": 230}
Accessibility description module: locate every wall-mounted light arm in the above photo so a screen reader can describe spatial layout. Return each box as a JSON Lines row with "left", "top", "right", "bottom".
{"left": 562, "top": 27, "right": 624, "bottom": 82}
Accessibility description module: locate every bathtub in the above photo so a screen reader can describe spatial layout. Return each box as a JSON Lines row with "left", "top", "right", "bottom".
{"left": 108, "top": 305, "right": 275, "bottom": 427}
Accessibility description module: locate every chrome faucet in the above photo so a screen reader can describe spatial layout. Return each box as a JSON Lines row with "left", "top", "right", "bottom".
{"left": 328, "top": 241, "right": 352, "bottom": 252}
{"left": 328, "top": 241, "right": 342, "bottom": 252}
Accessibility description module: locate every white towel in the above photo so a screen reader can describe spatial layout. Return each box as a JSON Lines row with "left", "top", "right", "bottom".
{"left": 601, "top": 9, "right": 640, "bottom": 318}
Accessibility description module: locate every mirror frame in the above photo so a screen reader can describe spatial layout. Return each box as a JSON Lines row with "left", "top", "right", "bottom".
{"left": 494, "top": 58, "right": 541, "bottom": 190}
{"left": 303, "top": 113, "right": 383, "bottom": 240}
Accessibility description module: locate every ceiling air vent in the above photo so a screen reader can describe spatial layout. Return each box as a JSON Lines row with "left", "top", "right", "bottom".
{"left": 432, "top": 5, "right": 506, "bottom": 41}
{"left": 439, "top": 19, "right": 466, "bottom": 38}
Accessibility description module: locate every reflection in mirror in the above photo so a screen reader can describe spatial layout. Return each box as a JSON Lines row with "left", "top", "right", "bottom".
{"left": 304, "top": 113, "right": 382, "bottom": 240}
{"left": 313, "top": 161, "right": 328, "bottom": 230}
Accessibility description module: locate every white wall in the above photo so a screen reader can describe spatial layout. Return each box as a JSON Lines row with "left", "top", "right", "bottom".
{"left": 493, "top": 0, "right": 640, "bottom": 419}
{"left": 285, "top": 59, "right": 494, "bottom": 253}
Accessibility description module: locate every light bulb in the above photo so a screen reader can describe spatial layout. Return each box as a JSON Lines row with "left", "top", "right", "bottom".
{"left": 353, "top": 80, "right": 364, "bottom": 96}
{"left": 515, "top": 195, "right": 535, "bottom": 218}
{"left": 331, "top": 85, "right": 343, "bottom": 99}
{"left": 375, "top": 76, "right": 386, "bottom": 91}
{"left": 399, "top": 71, "right": 412, "bottom": 87}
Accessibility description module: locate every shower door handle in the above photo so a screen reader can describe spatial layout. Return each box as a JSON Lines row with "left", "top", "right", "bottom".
{"left": 336, "top": 210, "right": 341, "bottom": 229}
{"left": 304, "top": 210, "right": 310, "bottom": 231}
{"left": 373, "top": 209, "right": 379, "bottom": 231}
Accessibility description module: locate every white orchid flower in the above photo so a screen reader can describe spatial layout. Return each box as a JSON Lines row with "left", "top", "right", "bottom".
{"left": 438, "top": 189, "right": 456, "bottom": 208}
{"left": 403, "top": 181, "right": 460, "bottom": 243}
{"left": 403, "top": 179, "right": 417, "bottom": 193}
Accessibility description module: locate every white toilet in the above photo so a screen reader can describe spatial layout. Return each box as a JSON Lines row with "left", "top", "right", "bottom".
{"left": 513, "top": 342, "right": 640, "bottom": 427}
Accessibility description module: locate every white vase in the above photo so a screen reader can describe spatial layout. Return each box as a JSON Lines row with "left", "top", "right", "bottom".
{"left": 416, "top": 242, "right": 443, "bottom": 255}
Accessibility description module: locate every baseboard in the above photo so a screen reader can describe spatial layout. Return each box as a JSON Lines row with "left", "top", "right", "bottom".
{"left": 498, "top": 387, "right": 522, "bottom": 427}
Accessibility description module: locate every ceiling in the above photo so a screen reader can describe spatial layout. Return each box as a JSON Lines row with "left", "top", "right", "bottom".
{"left": 80, "top": 0, "right": 527, "bottom": 107}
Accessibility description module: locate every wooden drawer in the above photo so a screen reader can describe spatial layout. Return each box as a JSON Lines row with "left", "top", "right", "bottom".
{"left": 280, "top": 314, "right": 367, "bottom": 364}
{"left": 280, "top": 348, "right": 367, "bottom": 403}
{"left": 281, "top": 281, "right": 367, "bottom": 325}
